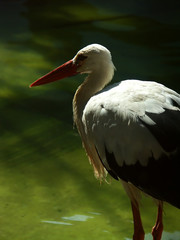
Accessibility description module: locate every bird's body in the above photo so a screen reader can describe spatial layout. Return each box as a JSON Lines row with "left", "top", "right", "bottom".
{"left": 30, "top": 44, "right": 180, "bottom": 240}
{"left": 82, "top": 79, "right": 180, "bottom": 209}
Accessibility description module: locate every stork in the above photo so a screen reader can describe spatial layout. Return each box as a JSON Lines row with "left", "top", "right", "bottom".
{"left": 30, "top": 44, "right": 180, "bottom": 240}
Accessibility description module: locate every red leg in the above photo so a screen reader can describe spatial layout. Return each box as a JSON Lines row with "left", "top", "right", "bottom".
{"left": 152, "top": 202, "right": 163, "bottom": 240}
{"left": 131, "top": 201, "right": 145, "bottom": 240}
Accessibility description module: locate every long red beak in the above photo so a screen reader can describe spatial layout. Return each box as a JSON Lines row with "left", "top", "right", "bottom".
{"left": 30, "top": 59, "right": 78, "bottom": 88}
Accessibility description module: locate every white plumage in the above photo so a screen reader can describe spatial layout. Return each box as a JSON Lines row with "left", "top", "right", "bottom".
{"left": 30, "top": 44, "right": 180, "bottom": 240}
{"left": 83, "top": 79, "right": 180, "bottom": 167}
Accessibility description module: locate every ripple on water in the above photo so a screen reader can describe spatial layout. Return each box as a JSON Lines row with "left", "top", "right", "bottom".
{"left": 42, "top": 213, "right": 98, "bottom": 226}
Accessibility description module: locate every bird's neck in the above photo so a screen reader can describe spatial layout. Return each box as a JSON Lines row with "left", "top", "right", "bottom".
{"left": 73, "top": 64, "right": 114, "bottom": 127}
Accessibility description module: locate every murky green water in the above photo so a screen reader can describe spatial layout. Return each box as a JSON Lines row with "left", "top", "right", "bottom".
{"left": 0, "top": 0, "right": 180, "bottom": 239}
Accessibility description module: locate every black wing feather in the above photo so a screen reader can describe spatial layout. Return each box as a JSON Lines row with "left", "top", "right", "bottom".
{"left": 139, "top": 109, "right": 180, "bottom": 152}
{"left": 101, "top": 108, "right": 180, "bottom": 209}
{"left": 104, "top": 146, "right": 180, "bottom": 209}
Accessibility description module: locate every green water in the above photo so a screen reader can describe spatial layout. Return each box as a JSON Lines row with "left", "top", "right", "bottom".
{"left": 0, "top": 0, "right": 180, "bottom": 239}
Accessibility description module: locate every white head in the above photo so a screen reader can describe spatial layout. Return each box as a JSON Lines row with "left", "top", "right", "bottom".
{"left": 73, "top": 44, "right": 114, "bottom": 74}
{"left": 30, "top": 44, "right": 115, "bottom": 88}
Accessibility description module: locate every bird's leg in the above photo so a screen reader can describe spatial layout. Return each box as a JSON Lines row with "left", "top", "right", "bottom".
{"left": 131, "top": 201, "right": 145, "bottom": 240}
{"left": 152, "top": 202, "right": 163, "bottom": 240}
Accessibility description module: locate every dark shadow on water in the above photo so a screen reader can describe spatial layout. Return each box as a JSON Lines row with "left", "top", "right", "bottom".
{"left": 18, "top": 0, "right": 180, "bottom": 90}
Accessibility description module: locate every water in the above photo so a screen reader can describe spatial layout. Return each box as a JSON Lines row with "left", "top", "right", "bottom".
{"left": 0, "top": 0, "right": 180, "bottom": 239}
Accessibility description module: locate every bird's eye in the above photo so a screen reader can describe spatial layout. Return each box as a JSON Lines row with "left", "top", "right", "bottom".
{"left": 75, "top": 54, "right": 87, "bottom": 66}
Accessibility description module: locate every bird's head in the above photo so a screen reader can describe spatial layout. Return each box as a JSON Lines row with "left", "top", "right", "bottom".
{"left": 30, "top": 44, "right": 113, "bottom": 87}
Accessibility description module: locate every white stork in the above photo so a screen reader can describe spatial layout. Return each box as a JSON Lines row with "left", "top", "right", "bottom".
{"left": 30, "top": 44, "right": 180, "bottom": 240}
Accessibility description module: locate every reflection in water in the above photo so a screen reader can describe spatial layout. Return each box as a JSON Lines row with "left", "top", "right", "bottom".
{"left": 42, "top": 220, "right": 73, "bottom": 226}
{"left": 62, "top": 214, "right": 94, "bottom": 222}
{"left": 125, "top": 231, "right": 180, "bottom": 240}
{"left": 161, "top": 231, "right": 180, "bottom": 240}
{"left": 88, "top": 211, "right": 101, "bottom": 215}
